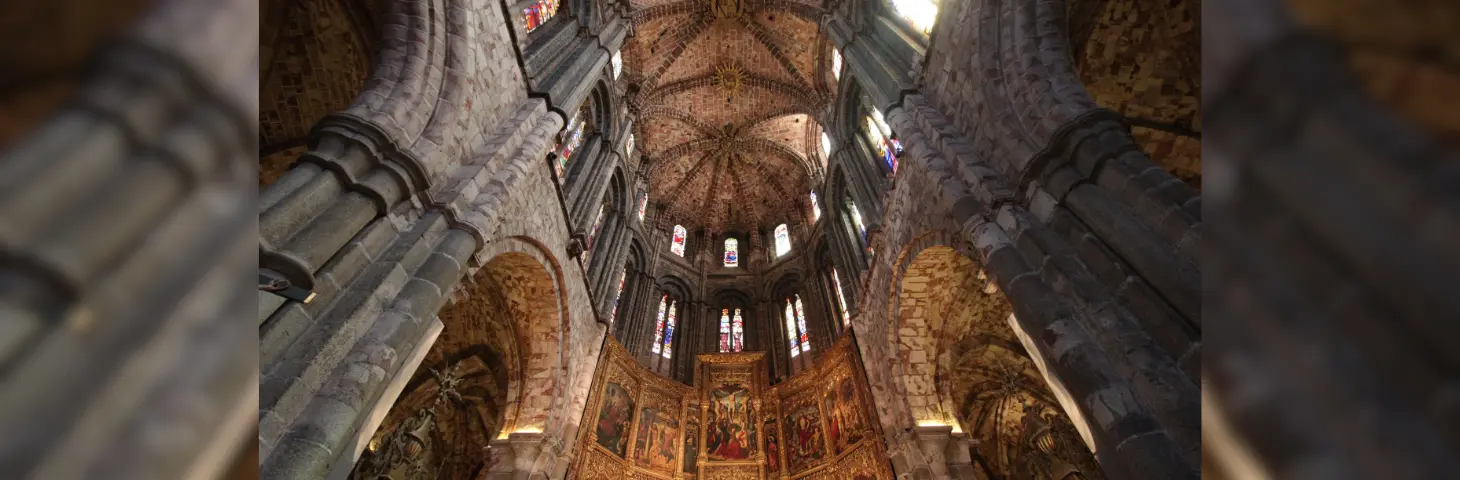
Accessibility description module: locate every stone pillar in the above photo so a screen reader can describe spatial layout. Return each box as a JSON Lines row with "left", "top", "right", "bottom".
{"left": 260, "top": 114, "right": 420, "bottom": 305}
{"left": 945, "top": 433, "right": 977, "bottom": 479}
{"left": 914, "top": 425, "right": 953, "bottom": 479}
{"left": 261, "top": 221, "right": 478, "bottom": 478}
{"left": 0, "top": 0, "right": 258, "bottom": 475}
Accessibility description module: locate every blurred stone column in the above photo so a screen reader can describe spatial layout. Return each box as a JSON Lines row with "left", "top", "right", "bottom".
{"left": 0, "top": 0, "right": 259, "bottom": 477}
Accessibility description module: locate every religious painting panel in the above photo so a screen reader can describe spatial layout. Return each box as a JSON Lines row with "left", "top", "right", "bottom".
{"left": 595, "top": 381, "right": 635, "bottom": 457}
{"left": 632, "top": 406, "right": 681, "bottom": 472}
{"left": 763, "top": 417, "right": 782, "bottom": 474}
{"left": 706, "top": 384, "right": 756, "bottom": 461}
{"left": 784, "top": 404, "right": 825, "bottom": 474}
{"left": 683, "top": 415, "right": 700, "bottom": 474}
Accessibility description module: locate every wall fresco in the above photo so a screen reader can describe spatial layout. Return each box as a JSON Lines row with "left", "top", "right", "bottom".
{"left": 572, "top": 336, "right": 892, "bottom": 480}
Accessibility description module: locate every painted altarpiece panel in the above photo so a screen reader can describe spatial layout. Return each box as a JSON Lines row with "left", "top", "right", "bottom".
{"left": 573, "top": 335, "right": 890, "bottom": 480}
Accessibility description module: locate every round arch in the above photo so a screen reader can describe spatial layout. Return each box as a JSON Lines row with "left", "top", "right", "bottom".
{"left": 886, "top": 237, "right": 1105, "bottom": 479}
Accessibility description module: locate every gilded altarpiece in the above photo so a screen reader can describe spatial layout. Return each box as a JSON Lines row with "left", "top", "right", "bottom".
{"left": 572, "top": 336, "right": 892, "bottom": 480}
{"left": 573, "top": 339, "right": 695, "bottom": 480}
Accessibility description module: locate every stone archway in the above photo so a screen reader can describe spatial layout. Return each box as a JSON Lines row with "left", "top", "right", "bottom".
{"left": 891, "top": 244, "right": 1105, "bottom": 479}
{"left": 351, "top": 250, "right": 565, "bottom": 479}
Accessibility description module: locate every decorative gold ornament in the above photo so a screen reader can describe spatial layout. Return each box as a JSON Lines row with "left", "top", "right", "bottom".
{"left": 713, "top": 64, "right": 745, "bottom": 104}
{"left": 704, "top": 0, "right": 748, "bottom": 20}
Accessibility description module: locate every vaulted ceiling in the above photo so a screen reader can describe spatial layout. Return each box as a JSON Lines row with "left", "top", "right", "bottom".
{"left": 625, "top": 0, "right": 834, "bottom": 236}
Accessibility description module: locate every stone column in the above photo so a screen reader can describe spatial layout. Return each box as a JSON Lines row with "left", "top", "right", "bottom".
{"left": 914, "top": 425, "right": 953, "bottom": 479}
{"left": 0, "top": 0, "right": 258, "bottom": 475}
{"left": 262, "top": 218, "right": 478, "bottom": 478}
{"left": 260, "top": 114, "right": 420, "bottom": 305}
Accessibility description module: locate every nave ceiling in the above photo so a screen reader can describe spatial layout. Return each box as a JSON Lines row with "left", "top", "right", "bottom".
{"left": 624, "top": 0, "right": 835, "bottom": 236}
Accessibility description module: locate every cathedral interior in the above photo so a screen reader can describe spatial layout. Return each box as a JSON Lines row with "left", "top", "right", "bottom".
{"left": 255, "top": 0, "right": 1202, "bottom": 477}
{"left": 2, "top": 0, "right": 1458, "bottom": 478}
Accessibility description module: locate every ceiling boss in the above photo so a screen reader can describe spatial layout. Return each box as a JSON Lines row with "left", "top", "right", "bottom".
{"left": 713, "top": 63, "right": 745, "bottom": 103}
{"left": 705, "top": 0, "right": 749, "bottom": 20}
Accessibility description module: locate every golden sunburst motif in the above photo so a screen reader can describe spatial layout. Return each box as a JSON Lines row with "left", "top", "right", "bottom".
{"left": 714, "top": 64, "right": 745, "bottom": 103}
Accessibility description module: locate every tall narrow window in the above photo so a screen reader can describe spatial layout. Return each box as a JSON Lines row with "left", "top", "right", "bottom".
{"left": 719, "top": 308, "right": 744, "bottom": 353}
{"left": 890, "top": 0, "right": 938, "bottom": 35}
{"left": 724, "top": 238, "right": 739, "bottom": 267}
{"left": 720, "top": 309, "right": 732, "bottom": 352}
{"left": 785, "top": 301, "right": 800, "bottom": 357}
{"left": 832, "top": 48, "right": 843, "bottom": 80}
{"left": 850, "top": 203, "right": 867, "bottom": 239}
{"left": 670, "top": 225, "right": 687, "bottom": 257}
{"left": 612, "top": 51, "right": 623, "bottom": 79}
{"left": 587, "top": 204, "right": 606, "bottom": 251}
{"left": 626, "top": 132, "right": 635, "bottom": 158}
{"left": 810, "top": 192, "right": 821, "bottom": 221}
{"left": 794, "top": 295, "right": 810, "bottom": 352}
{"left": 662, "top": 299, "right": 677, "bottom": 358}
{"left": 864, "top": 108, "right": 903, "bottom": 174}
{"left": 832, "top": 268, "right": 850, "bottom": 326}
{"left": 556, "top": 105, "right": 589, "bottom": 180}
{"left": 610, "top": 269, "right": 626, "bottom": 324}
{"left": 821, "top": 132, "right": 833, "bottom": 159}
{"left": 774, "top": 224, "right": 791, "bottom": 257}
{"left": 637, "top": 193, "right": 648, "bottom": 222}
{"left": 652, "top": 295, "right": 667, "bottom": 354}
{"left": 731, "top": 308, "right": 743, "bottom": 352}
{"left": 522, "top": 0, "right": 562, "bottom": 33}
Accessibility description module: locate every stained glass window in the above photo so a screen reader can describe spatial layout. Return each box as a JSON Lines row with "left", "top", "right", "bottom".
{"left": 785, "top": 301, "right": 800, "bottom": 357}
{"left": 810, "top": 192, "right": 821, "bottom": 221}
{"left": 720, "top": 309, "right": 732, "bottom": 353}
{"left": 637, "top": 193, "right": 648, "bottom": 222}
{"left": 724, "top": 238, "right": 739, "bottom": 267}
{"left": 850, "top": 203, "right": 867, "bottom": 239}
{"left": 832, "top": 48, "right": 843, "bottom": 80}
{"left": 717, "top": 308, "right": 744, "bottom": 353}
{"left": 556, "top": 106, "right": 588, "bottom": 180}
{"left": 612, "top": 51, "right": 623, "bottom": 79}
{"left": 652, "top": 295, "right": 667, "bottom": 354}
{"left": 731, "top": 308, "right": 743, "bottom": 352}
{"left": 587, "top": 204, "right": 606, "bottom": 251}
{"left": 774, "top": 224, "right": 791, "bottom": 257}
{"left": 523, "top": 0, "right": 562, "bottom": 33}
{"left": 610, "top": 269, "right": 626, "bottom": 324}
{"left": 663, "top": 300, "right": 677, "bottom": 358}
{"left": 890, "top": 0, "right": 938, "bottom": 35}
{"left": 864, "top": 109, "right": 902, "bottom": 174}
{"left": 794, "top": 295, "right": 810, "bottom": 352}
{"left": 670, "top": 225, "right": 687, "bottom": 256}
{"left": 832, "top": 268, "right": 850, "bottom": 326}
